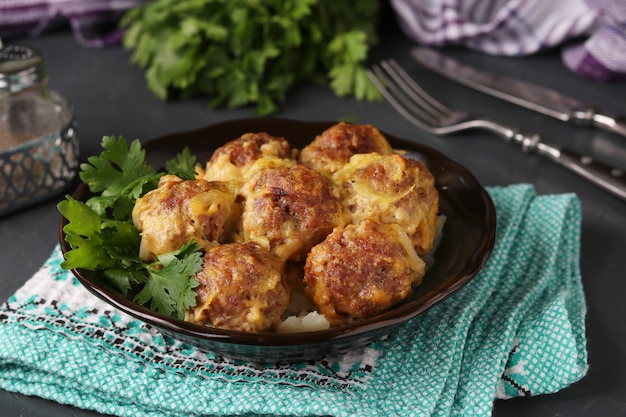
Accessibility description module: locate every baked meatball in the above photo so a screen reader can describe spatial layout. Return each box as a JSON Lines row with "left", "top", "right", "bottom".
{"left": 239, "top": 158, "right": 345, "bottom": 262}
{"left": 304, "top": 219, "right": 425, "bottom": 323}
{"left": 333, "top": 153, "right": 439, "bottom": 256}
{"left": 132, "top": 175, "right": 239, "bottom": 260}
{"left": 186, "top": 242, "right": 290, "bottom": 332}
{"left": 299, "top": 122, "right": 393, "bottom": 175}
{"left": 198, "top": 132, "right": 295, "bottom": 182}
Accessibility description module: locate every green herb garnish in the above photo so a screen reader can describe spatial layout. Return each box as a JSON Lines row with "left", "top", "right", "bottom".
{"left": 58, "top": 136, "right": 203, "bottom": 320}
{"left": 165, "top": 146, "right": 200, "bottom": 180}
{"left": 120, "top": 0, "right": 382, "bottom": 115}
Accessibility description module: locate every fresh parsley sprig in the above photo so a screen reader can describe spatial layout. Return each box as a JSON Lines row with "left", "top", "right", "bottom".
{"left": 58, "top": 136, "right": 203, "bottom": 320}
{"left": 79, "top": 136, "right": 161, "bottom": 219}
{"left": 120, "top": 0, "right": 382, "bottom": 115}
{"left": 165, "top": 146, "right": 200, "bottom": 180}
{"left": 134, "top": 242, "right": 202, "bottom": 319}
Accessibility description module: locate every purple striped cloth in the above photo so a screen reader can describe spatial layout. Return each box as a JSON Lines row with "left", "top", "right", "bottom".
{"left": 391, "top": 0, "right": 626, "bottom": 82}
{"left": 0, "top": 0, "right": 149, "bottom": 48}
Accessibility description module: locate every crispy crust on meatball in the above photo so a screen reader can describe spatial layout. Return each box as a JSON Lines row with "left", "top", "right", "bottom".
{"left": 304, "top": 219, "right": 425, "bottom": 324}
{"left": 333, "top": 153, "right": 439, "bottom": 256}
{"left": 198, "top": 132, "right": 295, "bottom": 182}
{"left": 187, "top": 242, "right": 290, "bottom": 332}
{"left": 298, "top": 122, "right": 393, "bottom": 176}
{"left": 130, "top": 124, "right": 442, "bottom": 331}
{"left": 132, "top": 175, "right": 240, "bottom": 260}
{"left": 239, "top": 158, "right": 346, "bottom": 262}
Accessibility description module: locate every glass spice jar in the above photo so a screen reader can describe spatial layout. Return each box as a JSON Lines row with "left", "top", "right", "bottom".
{"left": 0, "top": 44, "right": 78, "bottom": 216}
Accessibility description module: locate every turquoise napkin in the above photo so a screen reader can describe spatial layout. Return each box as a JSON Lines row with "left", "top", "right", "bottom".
{"left": 0, "top": 184, "right": 588, "bottom": 417}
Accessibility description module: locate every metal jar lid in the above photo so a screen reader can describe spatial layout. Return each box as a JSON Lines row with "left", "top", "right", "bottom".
{"left": 0, "top": 45, "right": 46, "bottom": 93}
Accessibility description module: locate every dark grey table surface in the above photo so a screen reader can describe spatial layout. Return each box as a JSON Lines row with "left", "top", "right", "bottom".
{"left": 2, "top": 12, "right": 626, "bottom": 417}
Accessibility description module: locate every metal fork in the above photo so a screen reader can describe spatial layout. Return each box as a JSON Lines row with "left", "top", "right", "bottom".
{"left": 367, "top": 59, "right": 626, "bottom": 202}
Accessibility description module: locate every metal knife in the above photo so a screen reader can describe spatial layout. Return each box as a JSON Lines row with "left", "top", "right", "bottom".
{"left": 410, "top": 47, "right": 626, "bottom": 138}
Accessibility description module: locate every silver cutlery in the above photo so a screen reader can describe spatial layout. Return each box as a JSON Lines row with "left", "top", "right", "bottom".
{"left": 366, "top": 59, "right": 626, "bottom": 201}
{"left": 411, "top": 47, "right": 626, "bottom": 137}
{"left": 410, "top": 47, "right": 626, "bottom": 138}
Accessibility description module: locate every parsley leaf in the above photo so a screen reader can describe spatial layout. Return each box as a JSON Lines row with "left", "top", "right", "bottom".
{"left": 79, "top": 135, "right": 162, "bottom": 218}
{"left": 165, "top": 146, "right": 199, "bottom": 180}
{"left": 58, "top": 196, "right": 142, "bottom": 273}
{"left": 120, "top": 0, "right": 382, "bottom": 115}
{"left": 80, "top": 136, "right": 156, "bottom": 196}
{"left": 58, "top": 196, "right": 117, "bottom": 271}
{"left": 134, "top": 242, "right": 202, "bottom": 320}
{"left": 59, "top": 136, "right": 204, "bottom": 320}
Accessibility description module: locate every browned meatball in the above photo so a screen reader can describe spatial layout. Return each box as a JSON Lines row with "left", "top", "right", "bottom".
{"left": 304, "top": 219, "right": 425, "bottom": 324}
{"left": 199, "top": 132, "right": 295, "bottom": 182}
{"left": 132, "top": 175, "right": 239, "bottom": 260}
{"left": 239, "top": 158, "right": 345, "bottom": 262}
{"left": 333, "top": 153, "right": 439, "bottom": 256}
{"left": 299, "top": 122, "right": 393, "bottom": 175}
{"left": 186, "top": 242, "right": 290, "bottom": 332}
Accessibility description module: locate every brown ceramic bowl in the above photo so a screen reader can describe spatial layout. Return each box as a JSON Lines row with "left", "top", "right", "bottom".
{"left": 59, "top": 118, "right": 496, "bottom": 363}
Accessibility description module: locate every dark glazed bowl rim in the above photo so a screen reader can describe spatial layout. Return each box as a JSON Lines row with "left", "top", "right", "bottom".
{"left": 59, "top": 118, "right": 496, "bottom": 360}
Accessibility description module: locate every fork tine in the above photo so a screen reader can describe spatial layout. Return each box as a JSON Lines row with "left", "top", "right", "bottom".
{"left": 367, "top": 65, "right": 439, "bottom": 130}
{"left": 384, "top": 59, "right": 452, "bottom": 116}
{"left": 376, "top": 63, "right": 443, "bottom": 122}
{"left": 367, "top": 59, "right": 459, "bottom": 132}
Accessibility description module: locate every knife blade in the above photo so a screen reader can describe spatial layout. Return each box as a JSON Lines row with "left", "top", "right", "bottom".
{"left": 410, "top": 47, "right": 626, "bottom": 138}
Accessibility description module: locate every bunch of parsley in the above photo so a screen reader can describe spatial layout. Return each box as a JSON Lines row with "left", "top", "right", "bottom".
{"left": 120, "top": 0, "right": 381, "bottom": 115}
{"left": 58, "top": 136, "right": 203, "bottom": 320}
